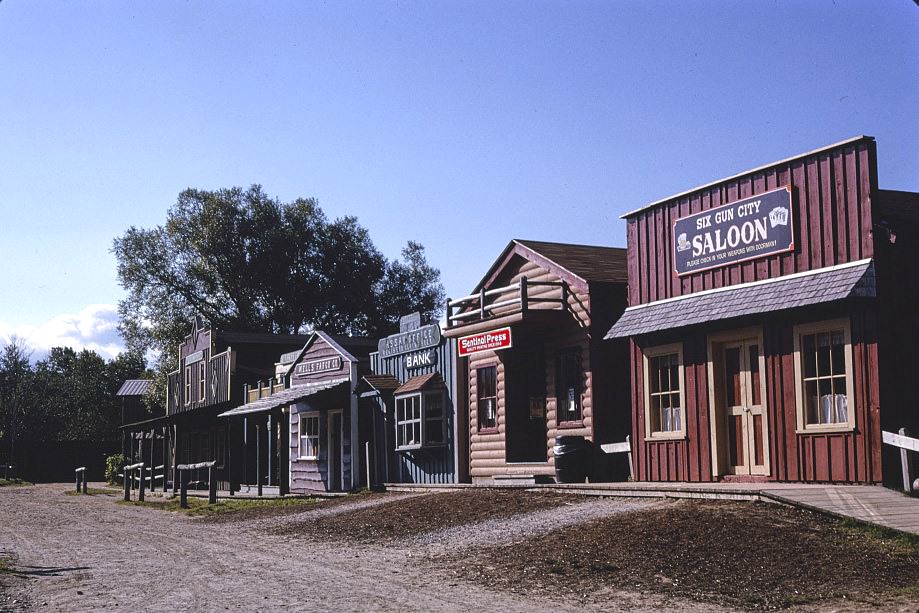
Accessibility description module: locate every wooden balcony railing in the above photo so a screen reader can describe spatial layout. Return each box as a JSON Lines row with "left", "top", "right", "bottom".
{"left": 445, "top": 277, "right": 567, "bottom": 329}
{"left": 245, "top": 380, "right": 286, "bottom": 404}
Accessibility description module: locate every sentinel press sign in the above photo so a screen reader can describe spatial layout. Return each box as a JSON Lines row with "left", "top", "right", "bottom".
{"left": 673, "top": 186, "right": 794, "bottom": 276}
{"left": 458, "top": 327, "right": 513, "bottom": 357}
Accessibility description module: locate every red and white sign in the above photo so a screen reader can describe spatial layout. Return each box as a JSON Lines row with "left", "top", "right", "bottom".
{"left": 458, "top": 327, "right": 513, "bottom": 357}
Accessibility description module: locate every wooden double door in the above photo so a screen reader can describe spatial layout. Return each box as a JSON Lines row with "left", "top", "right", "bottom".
{"left": 711, "top": 332, "right": 770, "bottom": 476}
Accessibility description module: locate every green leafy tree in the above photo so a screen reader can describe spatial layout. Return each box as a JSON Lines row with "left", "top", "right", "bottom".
{"left": 113, "top": 185, "right": 445, "bottom": 407}
{"left": 0, "top": 338, "right": 33, "bottom": 462}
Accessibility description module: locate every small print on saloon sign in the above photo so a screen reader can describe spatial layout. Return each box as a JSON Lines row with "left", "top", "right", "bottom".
{"left": 673, "top": 186, "right": 794, "bottom": 276}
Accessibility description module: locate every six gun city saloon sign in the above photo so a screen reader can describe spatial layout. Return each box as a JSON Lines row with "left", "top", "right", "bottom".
{"left": 673, "top": 186, "right": 794, "bottom": 275}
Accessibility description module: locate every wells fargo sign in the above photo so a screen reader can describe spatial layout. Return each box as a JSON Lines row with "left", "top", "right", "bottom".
{"left": 673, "top": 186, "right": 794, "bottom": 276}
{"left": 295, "top": 356, "right": 342, "bottom": 376}
{"left": 458, "top": 327, "right": 513, "bottom": 357}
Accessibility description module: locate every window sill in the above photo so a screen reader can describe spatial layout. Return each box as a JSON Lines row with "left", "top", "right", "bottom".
{"left": 646, "top": 431, "right": 686, "bottom": 442}
{"left": 477, "top": 427, "right": 499, "bottom": 435}
{"left": 557, "top": 421, "right": 585, "bottom": 430}
{"left": 795, "top": 425, "right": 855, "bottom": 435}
{"left": 297, "top": 456, "right": 319, "bottom": 461}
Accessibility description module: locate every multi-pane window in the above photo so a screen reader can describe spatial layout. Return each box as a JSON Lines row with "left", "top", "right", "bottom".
{"left": 795, "top": 320, "right": 853, "bottom": 430}
{"left": 299, "top": 413, "right": 320, "bottom": 459}
{"left": 477, "top": 366, "right": 497, "bottom": 431}
{"left": 184, "top": 366, "right": 192, "bottom": 405}
{"left": 395, "top": 394, "right": 422, "bottom": 449}
{"left": 198, "top": 361, "right": 207, "bottom": 403}
{"left": 395, "top": 391, "right": 446, "bottom": 450}
{"left": 556, "top": 349, "right": 582, "bottom": 424}
{"left": 424, "top": 392, "right": 445, "bottom": 444}
{"left": 644, "top": 345, "right": 684, "bottom": 437}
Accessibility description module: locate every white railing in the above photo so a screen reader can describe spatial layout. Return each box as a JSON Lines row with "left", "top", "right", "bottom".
{"left": 882, "top": 428, "right": 918, "bottom": 492}
{"left": 445, "top": 277, "right": 567, "bottom": 329}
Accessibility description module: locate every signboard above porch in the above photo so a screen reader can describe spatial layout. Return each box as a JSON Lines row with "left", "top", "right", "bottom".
{"left": 673, "top": 186, "right": 794, "bottom": 276}
{"left": 457, "top": 327, "right": 513, "bottom": 357}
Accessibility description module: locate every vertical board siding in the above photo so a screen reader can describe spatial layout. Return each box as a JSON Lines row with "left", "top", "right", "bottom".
{"left": 370, "top": 338, "right": 459, "bottom": 484}
{"left": 627, "top": 141, "right": 876, "bottom": 307}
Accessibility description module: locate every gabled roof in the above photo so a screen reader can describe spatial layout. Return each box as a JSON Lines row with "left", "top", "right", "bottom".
{"left": 355, "top": 374, "right": 402, "bottom": 397}
{"left": 394, "top": 372, "right": 444, "bottom": 395}
{"left": 279, "top": 331, "right": 374, "bottom": 378}
{"left": 606, "top": 259, "right": 875, "bottom": 339}
{"left": 474, "top": 239, "right": 627, "bottom": 294}
{"left": 116, "top": 379, "right": 152, "bottom": 397}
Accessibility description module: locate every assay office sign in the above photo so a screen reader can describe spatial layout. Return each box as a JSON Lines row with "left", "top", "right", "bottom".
{"left": 378, "top": 323, "right": 442, "bottom": 359}
{"left": 673, "top": 186, "right": 794, "bottom": 276}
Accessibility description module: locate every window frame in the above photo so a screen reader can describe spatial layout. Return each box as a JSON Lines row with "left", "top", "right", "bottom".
{"left": 642, "top": 342, "right": 686, "bottom": 441}
{"left": 476, "top": 364, "right": 499, "bottom": 433}
{"left": 298, "top": 412, "right": 321, "bottom": 460}
{"left": 555, "top": 347, "right": 583, "bottom": 428}
{"left": 184, "top": 365, "right": 192, "bottom": 405}
{"left": 394, "top": 390, "right": 447, "bottom": 451}
{"left": 198, "top": 360, "right": 207, "bottom": 403}
{"left": 792, "top": 318, "right": 855, "bottom": 433}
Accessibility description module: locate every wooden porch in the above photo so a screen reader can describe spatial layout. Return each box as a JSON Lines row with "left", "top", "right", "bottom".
{"left": 384, "top": 480, "right": 919, "bottom": 535}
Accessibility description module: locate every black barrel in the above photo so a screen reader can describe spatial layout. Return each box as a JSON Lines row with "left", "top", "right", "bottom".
{"left": 553, "top": 435, "right": 588, "bottom": 483}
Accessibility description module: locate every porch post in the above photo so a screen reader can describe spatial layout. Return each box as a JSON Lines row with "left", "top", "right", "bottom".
{"left": 162, "top": 426, "right": 168, "bottom": 493}
{"left": 267, "top": 413, "right": 274, "bottom": 487}
{"left": 256, "top": 422, "right": 263, "bottom": 497}
{"left": 279, "top": 408, "right": 289, "bottom": 495}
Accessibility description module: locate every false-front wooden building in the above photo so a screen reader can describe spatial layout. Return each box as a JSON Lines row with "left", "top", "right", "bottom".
{"left": 164, "top": 320, "right": 311, "bottom": 491}
{"left": 219, "top": 331, "right": 377, "bottom": 494}
{"left": 444, "top": 239, "right": 630, "bottom": 484}
{"left": 606, "top": 136, "right": 919, "bottom": 484}
{"left": 356, "top": 313, "right": 468, "bottom": 485}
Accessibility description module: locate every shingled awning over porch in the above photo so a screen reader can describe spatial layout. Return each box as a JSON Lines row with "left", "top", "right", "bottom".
{"left": 218, "top": 378, "right": 350, "bottom": 418}
{"left": 605, "top": 259, "right": 876, "bottom": 339}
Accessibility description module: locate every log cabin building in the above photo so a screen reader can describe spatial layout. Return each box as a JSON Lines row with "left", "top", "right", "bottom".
{"left": 444, "top": 239, "right": 630, "bottom": 484}
{"left": 356, "top": 313, "right": 468, "bottom": 485}
{"left": 606, "top": 136, "right": 919, "bottom": 484}
{"left": 219, "top": 331, "right": 377, "bottom": 494}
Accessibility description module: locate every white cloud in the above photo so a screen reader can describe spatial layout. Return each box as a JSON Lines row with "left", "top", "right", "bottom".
{"left": 0, "top": 304, "right": 125, "bottom": 360}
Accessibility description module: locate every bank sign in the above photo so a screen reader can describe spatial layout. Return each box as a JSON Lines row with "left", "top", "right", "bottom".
{"left": 673, "top": 186, "right": 794, "bottom": 276}
{"left": 458, "top": 327, "right": 512, "bottom": 357}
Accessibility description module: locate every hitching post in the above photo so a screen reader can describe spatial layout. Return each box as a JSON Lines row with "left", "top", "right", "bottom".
{"left": 138, "top": 462, "right": 145, "bottom": 502}
{"left": 82, "top": 470, "right": 88, "bottom": 494}
{"left": 208, "top": 465, "right": 217, "bottom": 504}
{"left": 123, "top": 466, "right": 130, "bottom": 502}
{"left": 75, "top": 468, "right": 81, "bottom": 493}
{"left": 180, "top": 468, "right": 189, "bottom": 509}
{"left": 901, "top": 427, "right": 914, "bottom": 492}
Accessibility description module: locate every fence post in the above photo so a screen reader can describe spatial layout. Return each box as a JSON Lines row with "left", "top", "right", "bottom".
{"left": 75, "top": 469, "right": 81, "bottom": 493}
{"left": 138, "top": 463, "right": 145, "bottom": 502}
{"left": 208, "top": 465, "right": 217, "bottom": 505}
{"left": 901, "top": 427, "right": 913, "bottom": 493}
{"left": 180, "top": 469, "right": 189, "bottom": 509}
{"left": 625, "top": 435, "right": 634, "bottom": 481}
{"left": 123, "top": 466, "right": 130, "bottom": 502}
{"left": 82, "top": 471, "right": 88, "bottom": 494}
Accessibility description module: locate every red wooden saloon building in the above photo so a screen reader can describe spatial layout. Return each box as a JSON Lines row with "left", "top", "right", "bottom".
{"left": 445, "top": 240, "right": 630, "bottom": 484}
{"left": 606, "top": 136, "right": 919, "bottom": 484}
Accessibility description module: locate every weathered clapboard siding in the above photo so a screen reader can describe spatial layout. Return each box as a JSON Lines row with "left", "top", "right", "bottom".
{"left": 627, "top": 139, "right": 878, "bottom": 306}
{"left": 290, "top": 340, "right": 351, "bottom": 386}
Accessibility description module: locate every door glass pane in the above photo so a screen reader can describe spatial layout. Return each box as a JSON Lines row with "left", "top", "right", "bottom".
{"left": 749, "top": 344, "right": 761, "bottom": 405}
{"left": 725, "top": 347, "right": 742, "bottom": 407}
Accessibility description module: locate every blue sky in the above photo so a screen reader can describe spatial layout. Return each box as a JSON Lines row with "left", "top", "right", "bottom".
{"left": 0, "top": 1, "right": 916, "bottom": 359}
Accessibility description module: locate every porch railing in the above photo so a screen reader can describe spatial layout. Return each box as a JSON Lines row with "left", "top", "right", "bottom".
{"left": 245, "top": 379, "right": 286, "bottom": 404}
{"left": 445, "top": 277, "right": 567, "bottom": 329}
{"left": 883, "top": 428, "right": 918, "bottom": 492}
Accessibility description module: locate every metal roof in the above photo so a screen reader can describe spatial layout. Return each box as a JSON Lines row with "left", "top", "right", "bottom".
{"left": 115, "top": 379, "right": 152, "bottom": 396}
{"left": 217, "top": 378, "right": 350, "bottom": 418}
{"left": 605, "top": 259, "right": 876, "bottom": 339}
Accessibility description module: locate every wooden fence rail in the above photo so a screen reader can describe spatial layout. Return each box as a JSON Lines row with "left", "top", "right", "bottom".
{"left": 600, "top": 435, "right": 633, "bottom": 481}
{"left": 122, "top": 462, "right": 145, "bottom": 502}
{"left": 883, "top": 428, "right": 918, "bottom": 492}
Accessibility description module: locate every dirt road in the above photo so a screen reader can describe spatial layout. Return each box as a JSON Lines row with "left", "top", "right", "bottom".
{"left": 0, "top": 484, "right": 683, "bottom": 612}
